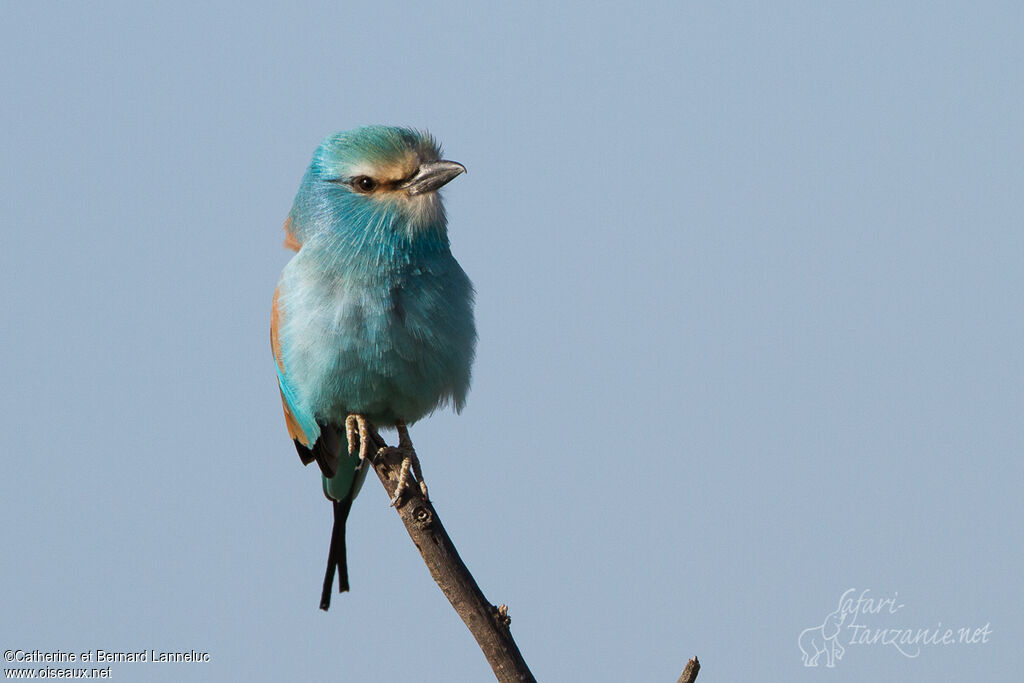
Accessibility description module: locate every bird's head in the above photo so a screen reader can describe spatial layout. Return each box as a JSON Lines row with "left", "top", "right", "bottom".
{"left": 299, "top": 126, "right": 465, "bottom": 244}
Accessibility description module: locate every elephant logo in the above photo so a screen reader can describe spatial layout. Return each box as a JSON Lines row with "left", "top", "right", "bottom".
{"left": 798, "top": 607, "right": 847, "bottom": 667}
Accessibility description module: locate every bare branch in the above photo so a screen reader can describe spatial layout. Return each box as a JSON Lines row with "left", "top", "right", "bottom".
{"left": 364, "top": 428, "right": 536, "bottom": 683}
{"left": 676, "top": 656, "right": 700, "bottom": 683}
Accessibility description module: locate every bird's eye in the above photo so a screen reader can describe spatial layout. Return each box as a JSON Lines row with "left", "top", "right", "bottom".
{"left": 353, "top": 176, "right": 377, "bottom": 192}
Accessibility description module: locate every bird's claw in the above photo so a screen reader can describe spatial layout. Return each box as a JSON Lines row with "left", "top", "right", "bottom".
{"left": 386, "top": 422, "right": 429, "bottom": 506}
{"left": 387, "top": 449, "right": 411, "bottom": 506}
{"left": 345, "top": 414, "right": 372, "bottom": 461}
{"left": 385, "top": 447, "right": 429, "bottom": 506}
{"left": 346, "top": 417, "right": 429, "bottom": 506}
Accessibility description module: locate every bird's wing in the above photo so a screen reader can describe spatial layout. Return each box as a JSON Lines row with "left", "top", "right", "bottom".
{"left": 271, "top": 284, "right": 324, "bottom": 463}
{"left": 272, "top": 279, "right": 348, "bottom": 481}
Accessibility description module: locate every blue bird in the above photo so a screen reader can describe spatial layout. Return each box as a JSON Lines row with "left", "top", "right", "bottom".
{"left": 271, "top": 126, "right": 476, "bottom": 610}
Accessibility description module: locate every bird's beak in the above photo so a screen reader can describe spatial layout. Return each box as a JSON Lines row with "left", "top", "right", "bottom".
{"left": 401, "top": 160, "right": 467, "bottom": 196}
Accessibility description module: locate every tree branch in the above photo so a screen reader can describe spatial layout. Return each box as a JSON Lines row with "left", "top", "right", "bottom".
{"left": 364, "top": 428, "right": 536, "bottom": 683}
{"left": 676, "top": 656, "right": 700, "bottom": 683}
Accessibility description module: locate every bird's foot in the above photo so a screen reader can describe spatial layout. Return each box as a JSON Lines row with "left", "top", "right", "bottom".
{"left": 381, "top": 422, "right": 429, "bottom": 506}
{"left": 387, "top": 450, "right": 429, "bottom": 506}
{"left": 345, "top": 414, "right": 373, "bottom": 461}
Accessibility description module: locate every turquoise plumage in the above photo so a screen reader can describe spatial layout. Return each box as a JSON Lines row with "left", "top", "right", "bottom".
{"left": 271, "top": 126, "right": 476, "bottom": 609}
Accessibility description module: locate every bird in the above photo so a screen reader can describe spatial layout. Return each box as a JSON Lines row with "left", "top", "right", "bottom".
{"left": 270, "top": 126, "right": 476, "bottom": 610}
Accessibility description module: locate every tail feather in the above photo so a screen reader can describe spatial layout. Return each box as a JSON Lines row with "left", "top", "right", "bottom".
{"left": 319, "top": 497, "right": 353, "bottom": 611}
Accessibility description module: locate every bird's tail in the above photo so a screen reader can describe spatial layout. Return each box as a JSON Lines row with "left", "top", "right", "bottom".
{"left": 320, "top": 496, "right": 353, "bottom": 611}
{"left": 308, "top": 422, "right": 368, "bottom": 611}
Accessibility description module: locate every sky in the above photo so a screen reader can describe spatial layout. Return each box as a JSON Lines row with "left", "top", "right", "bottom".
{"left": 1, "top": 2, "right": 1022, "bottom": 681}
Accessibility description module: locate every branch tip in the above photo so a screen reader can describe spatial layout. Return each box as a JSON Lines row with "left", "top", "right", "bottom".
{"left": 676, "top": 656, "right": 700, "bottom": 683}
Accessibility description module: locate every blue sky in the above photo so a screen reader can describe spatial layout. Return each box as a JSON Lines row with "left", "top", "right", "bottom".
{"left": 2, "top": 2, "right": 1021, "bottom": 681}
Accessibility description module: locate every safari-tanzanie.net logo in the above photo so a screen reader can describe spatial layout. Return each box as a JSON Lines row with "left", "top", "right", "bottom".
{"left": 798, "top": 588, "right": 992, "bottom": 668}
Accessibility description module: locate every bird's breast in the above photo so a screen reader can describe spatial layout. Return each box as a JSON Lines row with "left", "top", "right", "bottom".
{"left": 277, "top": 248, "right": 475, "bottom": 426}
